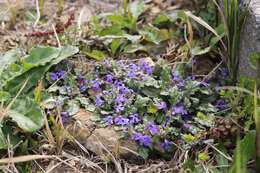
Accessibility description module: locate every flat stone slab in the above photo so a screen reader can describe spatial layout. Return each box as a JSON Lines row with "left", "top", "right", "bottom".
{"left": 239, "top": 0, "right": 260, "bottom": 77}
{"left": 67, "top": 110, "right": 140, "bottom": 160}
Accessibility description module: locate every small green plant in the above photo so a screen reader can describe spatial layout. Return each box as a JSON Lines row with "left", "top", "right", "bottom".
{"left": 249, "top": 52, "right": 260, "bottom": 171}
{"left": 220, "top": 0, "right": 250, "bottom": 83}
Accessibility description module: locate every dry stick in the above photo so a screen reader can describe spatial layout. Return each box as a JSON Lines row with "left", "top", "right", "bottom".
{"left": 45, "top": 157, "right": 74, "bottom": 173}
{"left": 0, "top": 155, "right": 56, "bottom": 164}
{"left": 44, "top": 112, "right": 55, "bottom": 145}
{"left": 34, "top": 0, "right": 41, "bottom": 27}
{"left": 54, "top": 156, "right": 84, "bottom": 173}
{"left": 33, "top": 160, "right": 47, "bottom": 173}
{"left": 202, "top": 60, "right": 223, "bottom": 82}
{"left": 205, "top": 142, "right": 232, "bottom": 161}
{"left": 52, "top": 24, "right": 61, "bottom": 47}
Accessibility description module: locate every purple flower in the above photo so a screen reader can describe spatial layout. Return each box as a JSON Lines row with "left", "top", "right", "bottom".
{"left": 50, "top": 72, "right": 59, "bottom": 81}
{"left": 103, "top": 116, "right": 113, "bottom": 125}
{"left": 128, "top": 63, "right": 140, "bottom": 71}
{"left": 160, "top": 139, "right": 173, "bottom": 151}
{"left": 172, "top": 72, "right": 181, "bottom": 82}
{"left": 78, "top": 76, "right": 88, "bottom": 91}
{"left": 91, "top": 80, "right": 102, "bottom": 91}
{"left": 115, "top": 95, "right": 127, "bottom": 105}
{"left": 132, "top": 132, "right": 143, "bottom": 141}
{"left": 183, "top": 123, "right": 193, "bottom": 129}
{"left": 219, "top": 67, "right": 229, "bottom": 77}
{"left": 127, "top": 71, "right": 137, "bottom": 78}
{"left": 132, "top": 132, "right": 152, "bottom": 147}
{"left": 61, "top": 111, "right": 69, "bottom": 117}
{"left": 146, "top": 123, "right": 159, "bottom": 135}
{"left": 95, "top": 94, "right": 104, "bottom": 107}
{"left": 114, "top": 104, "right": 125, "bottom": 112}
{"left": 129, "top": 113, "right": 140, "bottom": 124}
{"left": 139, "top": 135, "right": 152, "bottom": 147}
{"left": 101, "top": 59, "right": 109, "bottom": 65}
{"left": 114, "top": 116, "right": 129, "bottom": 126}
{"left": 57, "top": 70, "right": 66, "bottom": 79}
{"left": 215, "top": 99, "right": 227, "bottom": 110}
{"left": 119, "top": 86, "right": 131, "bottom": 94}
{"left": 113, "top": 80, "right": 123, "bottom": 90}
{"left": 172, "top": 103, "right": 187, "bottom": 115}
{"left": 163, "top": 116, "right": 171, "bottom": 127}
{"left": 79, "top": 85, "right": 87, "bottom": 91}
{"left": 140, "top": 59, "right": 153, "bottom": 75}
{"left": 186, "top": 75, "right": 195, "bottom": 80}
{"left": 104, "top": 74, "right": 114, "bottom": 83}
{"left": 200, "top": 81, "right": 209, "bottom": 87}
{"left": 156, "top": 101, "right": 167, "bottom": 110}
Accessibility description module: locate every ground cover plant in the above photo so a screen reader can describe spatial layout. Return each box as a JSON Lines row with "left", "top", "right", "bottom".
{"left": 0, "top": 0, "right": 258, "bottom": 172}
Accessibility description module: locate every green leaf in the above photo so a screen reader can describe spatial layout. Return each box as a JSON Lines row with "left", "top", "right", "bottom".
{"left": 191, "top": 46, "right": 211, "bottom": 56}
{"left": 147, "top": 103, "right": 157, "bottom": 113}
{"left": 8, "top": 97, "right": 44, "bottom": 132}
{"left": 229, "top": 131, "right": 256, "bottom": 173}
{"left": 85, "top": 50, "right": 107, "bottom": 61}
{"left": 0, "top": 48, "right": 21, "bottom": 74}
{"left": 139, "top": 26, "right": 170, "bottom": 44}
{"left": 66, "top": 100, "right": 80, "bottom": 116}
{"left": 3, "top": 45, "right": 78, "bottom": 94}
{"left": 129, "top": 0, "right": 145, "bottom": 19}
{"left": 0, "top": 125, "right": 21, "bottom": 149}
{"left": 198, "top": 152, "right": 210, "bottom": 161}
{"left": 0, "top": 91, "right": 11, "bottom": 102}
{"left": 138, "top": 146, "right": 149, "bottom": 159}
{"left": 107, "top": 14, "right": 135, "bottom": 30}
{"left": 249, "top": 52, "right": 260, "bottom": 70}
{"left": 183, "top": 134, "right": 196, "bottom": 142}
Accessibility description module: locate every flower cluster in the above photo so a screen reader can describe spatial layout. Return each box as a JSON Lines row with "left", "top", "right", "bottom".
{"left": 50, "top": 59, "right": 219, "bottom": 157}
{"left": 50, "top": 70, "right": 66, "bottom": 81}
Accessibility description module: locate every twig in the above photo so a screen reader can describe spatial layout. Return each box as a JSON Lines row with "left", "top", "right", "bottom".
{"left": 204, "top": 142, "right": 232, "bottom": 161}
{"left": 52, "top": 24, "right": 61, "bottom": 47}
{"left": 34, "top": 0, "right": 41, "bottom": 27}
{"left": 202, "top": 60, "right": 223, "bottom": 82}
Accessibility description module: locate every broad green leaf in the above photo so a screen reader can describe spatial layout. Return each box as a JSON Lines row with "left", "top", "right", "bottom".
{"left": 3, "top": 45, "right": 78, "bottom": 94}
{"left": 0, "top": 48, "right": 21, "bottom": 73}
{"left": 129, "top": 0, "right": 145, "bottom": 19}
{"left": 85, "top": 50, "right": 107, "bottom": 61}
{"left": 139, "top": 26, "right": 170, "bottom": 44}
{"left": 8, "top": 98, "right": 44, "bottom": 132}
{"left": 107, "top": 14, "right": 135, "bottom": 30}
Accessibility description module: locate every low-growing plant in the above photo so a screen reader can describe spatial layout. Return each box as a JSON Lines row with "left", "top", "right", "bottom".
{"left": 47, "top": 58, "right": 223, "bottom": 159}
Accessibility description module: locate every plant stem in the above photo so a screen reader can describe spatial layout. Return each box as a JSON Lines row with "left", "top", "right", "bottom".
{"left": 255, "top": 60, "right": 260, "bottom": 172}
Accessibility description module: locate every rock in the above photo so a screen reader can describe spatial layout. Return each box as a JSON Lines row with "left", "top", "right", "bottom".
{"left": 238, "top": 0, "right": 260, "bottom": 78}
{"left": 67, "top": 109, "right": 139, "bottom": 160}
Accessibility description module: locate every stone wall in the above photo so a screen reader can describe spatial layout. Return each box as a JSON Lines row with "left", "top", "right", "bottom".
{"left": 239, "top": 0, "right": 260, "bottom": 77}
